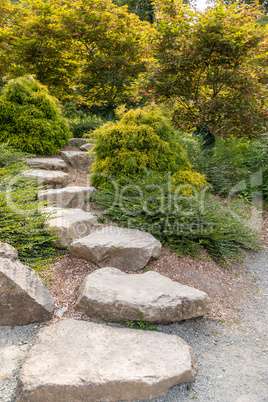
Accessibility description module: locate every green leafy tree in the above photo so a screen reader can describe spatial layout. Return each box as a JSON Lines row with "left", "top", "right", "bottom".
{"left": 219, "top": 0, "right": 268, "bottom": 14}
{"left": 0, "top": 0, "right": 15, "bottom": 86}
{"left": 113, "top": 0, "right": 155, "bottom": 22}
{"left": 148, "top": 0, "right": 268, "bottom": 138}
{"left": 0, "top": 75, "right": 71, "bottom": 155}
{"left": 3, "top": 0, "right": 153, "bottom": 107}
{"left": 2, "top": 0, "right": 80, "bottom": 100}
{"left": 61, "top": 0, "right": 154, "bottom": 108}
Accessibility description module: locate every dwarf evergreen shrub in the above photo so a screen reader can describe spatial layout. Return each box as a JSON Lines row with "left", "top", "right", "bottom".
{"left": 90, "top": 104, "right": 197, "bottom": 187}
{"left": 0, "top": 76, "right": 71, "bottom": 155}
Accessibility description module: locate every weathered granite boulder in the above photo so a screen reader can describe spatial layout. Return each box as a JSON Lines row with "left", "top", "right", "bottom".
{"left": 16, "top": 319, "right": 197, "bottom": 402}
{"left": 80, "top": 142, "right": 95, "bottom": 152}
{"left": 26, "top": 158, "right": 68, "bottom": 171}
{"left": 0, "top": 243, "right": 55, "bottom": 326}
{"left": 38, "top": 186, "right": 96, "bottom": 208}
{"left": 75, "top": 267, "right": 211, "bottom": 323}
{"left": 69, "top": 138, "right": 88, "bottom": 147}
{"left": 44, "top": 208, "right": 98, "bottom": 248}
{"left": 69, "top": 226, "right": 162, "bottom": 271}
{"left": 59, "top": 151, "right": 94, "bottom": 172}
{"left": 23, "top": 169, "right": 69, "bottom": 188}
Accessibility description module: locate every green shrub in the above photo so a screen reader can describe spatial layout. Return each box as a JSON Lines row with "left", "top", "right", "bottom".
{"left": 68, "top": 114, "right": 104, "bottom": 138}
{"left": 178, "top": 132, "right": 268, "bottom": 202}
{"left": 172, "top": 170, "right": 208, "bottom": 196}
{"left": 92, "top": 172, "right": 262, "bottom": 263}
{"left": 0, "top": 76, "right": 71, "bottom": 155}
{"left": 90, "top": 104, "right": 195, "bottom": 188}
{"left": 0, "top": 143, "right": 64, "bottom": 265}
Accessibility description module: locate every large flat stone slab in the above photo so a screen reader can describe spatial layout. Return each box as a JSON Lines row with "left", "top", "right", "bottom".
{"left": 44, "top": 208, "right": 98, "bottom": 248}
{"left": 38, "top": 186, "right": 96, "bottom": 208}
{"left": 60, "top": 151, "right": 94, "bottom": 172}
{"left": 75, "top": 267, "right": 211, "bottom": 323}
{"left": 0, "top": 244, "right": 55, "bottom": 326}
{"left": 16, "top": 319, "right": 197, "bottom": 401}
{"left": 23, "top": 169, "right": 69, "bottom": 188}
{"left": 69, "top": 226, "right": 162, "bottom": 271}
{"left": 26, "top": 158, "right": 68, "bottom": 171}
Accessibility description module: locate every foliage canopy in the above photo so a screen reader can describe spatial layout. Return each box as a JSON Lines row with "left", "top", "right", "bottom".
{"left": 1, "top": 0, "right": 153, "bottom": 107}
{"left": 148, "top": 0, "right": 268, "bottom": 138}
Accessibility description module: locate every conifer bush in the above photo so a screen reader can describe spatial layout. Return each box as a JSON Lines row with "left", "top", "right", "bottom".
{"left": 0, "top": 76, "right": 71, "bottom": 155}
{"left": 90, "top": 104, "right": 202, "bottom": 188}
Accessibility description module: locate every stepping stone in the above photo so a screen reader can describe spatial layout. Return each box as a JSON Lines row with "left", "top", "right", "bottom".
{"left": 23, "top": 169, "right": 69, "bottom": 188}
{"left": 0, "top": 241, "right": 18, "bottom": 260}
{"left": 80, "top": 142, "right": 95, "bottom": 152}
{"left": 69, "top": 226, "right": 162, "bottom": 271}
{"left": 0, "top": 243, "right": 55, "bottom": 326}
{"left": 44, "top": 207, "right": 98, "bottom": 248}
{"left": 69, "top": 138, "right": 88, "bottom": 147}
{"left": 26, "top": 157, "right": 68, "bottom": 171}
{"left": 75, "top": 267, "right": 211, "bottom": 323}
{"left": 16, "top": 319, "right": 198, "bottom": 402}
{"left": 60, "top": 150, "right": 94, "bottom": 172}
{"left": 38, "top": 186, "right": 96, "bottom": 208}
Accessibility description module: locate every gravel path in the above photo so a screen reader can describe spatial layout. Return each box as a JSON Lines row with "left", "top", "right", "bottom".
{"left": 150, "top": 249, "right": 268, "bottom": 402}
{"left": 0, "top": 249, "right": 267, "bottom": 402}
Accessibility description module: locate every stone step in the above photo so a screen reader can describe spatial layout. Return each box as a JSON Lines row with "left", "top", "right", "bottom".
{"left": 26, "top": 157, "right": 68, "bottom": 172}
{"left": 0, "top": 243, "right": 55, "bottom": 326}
{"left": 38, "top": 186, "right": 96, "bottom": 208}
{"left": 80, "top": 142, "right": 95, "bottom": 152}
{"left": 16, "top": 319, "right": 197, "bottom": 402}
{"left": 69, "top": 226, "right": 162, "bottom": 271}
{"left": 23, "top": 169, "right": 69, "bottom": 188}
{"left": 69, "top": 138, "right": 88, "bottom": 147}
{"left": 60, "top": 150, "right": 94, "bottom": 172}
{"left": 44, "top": 207, "right": 98, "bottom": 248}
{"left": 75, "top": 267, "right": 211, "bottom": 323}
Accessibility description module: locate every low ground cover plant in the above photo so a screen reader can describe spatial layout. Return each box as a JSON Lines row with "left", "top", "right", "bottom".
{"left": 0, "top": 76, "right": 71, "bottom": 155}
{"left": 0, "top": 143, "right": 64, "bottom": 266}
{"left": 125, "top": 313, "right": 158, "bottom": 331}
{"left": 92, "top": 172, "right": 262, "bottom": 263}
